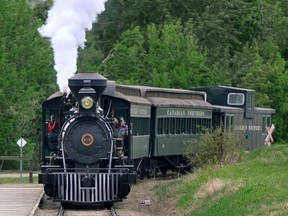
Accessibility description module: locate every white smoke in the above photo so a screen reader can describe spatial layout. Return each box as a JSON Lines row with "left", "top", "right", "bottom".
{"left": 38, "top": 0, "right": 106, "bottom": 93}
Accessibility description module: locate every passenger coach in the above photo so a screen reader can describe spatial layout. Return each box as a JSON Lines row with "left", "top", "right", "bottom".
{"left": 101, "top": 83, "right": 213, "bottom": 177}
{"left": 192, "top": 86, "right": 276, "bottom": 150}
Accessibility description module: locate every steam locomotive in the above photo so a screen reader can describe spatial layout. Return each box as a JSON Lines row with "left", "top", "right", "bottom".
{"left": 38, "top": 72, "right": 136, "bottom": 205}
{"left": 39, "top": 72, "right": 275, "bottom": 204}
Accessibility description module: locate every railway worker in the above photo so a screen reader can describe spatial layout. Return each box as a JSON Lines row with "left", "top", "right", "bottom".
{"left": 47, "top": 115, "right": 60, "bottom": 150}
{"left": 118, "top": 117, "right": 128, "bottom": 136}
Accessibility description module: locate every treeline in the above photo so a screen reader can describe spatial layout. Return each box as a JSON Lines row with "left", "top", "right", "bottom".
{"left": 1, "top": 0, "right": 288, "bottom": 166}
{"left": 83, "top": 0, "right": 288, "bottom": 142}
{"left": 0, "top": 0, "right": 56, "bottom": 168}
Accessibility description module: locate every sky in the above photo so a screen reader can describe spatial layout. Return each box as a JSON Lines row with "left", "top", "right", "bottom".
{"left": 98, "top": 0, "right": 106, "bottom": 13}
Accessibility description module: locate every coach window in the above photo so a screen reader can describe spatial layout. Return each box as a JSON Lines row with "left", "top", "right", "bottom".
{"left": 225, "top": 115, "right": 235, "bottom": 130}
{"left": 170, "top": 118, "right": 175, "bottom": 134}
{"left": 247, "top": 93, "right": 253, "bottom": 109}
{"left": 175, "top": 118, "right": 178, "bottom": 134}
{"left": 182, "top": 118, "right": 186, "bottom": 134}
{"left": 157, "top": 118, "right": 163, "bottom": 134}
{"left": 262, "top": 115, "right": 271, "bottom": 134}
{"left": 191, "top": 119, "right": 196, "bottom": 134}
{"left": 202, "top": 118, "right": 210, "bottom": 129}
{"left": 131, "top": 117, "right": 150, "bottom": 135}
{"left": 228, "top": 93, "right": 245, "bottom": 105}
{"left": 267, "top": 116, "right": 271, "bottom": 126}
{"left": 186, "top": 118, "right": 191, "bottom": 134}
{"left": 176, "top": 118, "right": 181, "bottom": 134}
{"left": 196, "top": 119, "right": 201, "bottom": 134}
{"left": 231, "top": 115, "right": 235, "bottom": 128}
{"left": 164, "top": 118, "right": 169, "bottom": 134}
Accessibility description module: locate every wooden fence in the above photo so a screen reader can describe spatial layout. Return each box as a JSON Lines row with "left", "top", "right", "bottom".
{"left": 0, "top": 156, "right": 34, "bottom": 183}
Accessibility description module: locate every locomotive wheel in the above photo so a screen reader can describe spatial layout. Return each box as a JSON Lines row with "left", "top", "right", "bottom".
{"left": 119, "top": 183, "right": 131, "bottom": 198}
{"left": 44, "top": 183, "right": 57, "bottom": 198}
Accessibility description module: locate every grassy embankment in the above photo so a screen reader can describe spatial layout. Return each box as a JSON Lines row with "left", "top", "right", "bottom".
{"left": 155, "top": 144, "right": 288, "bottom": 216}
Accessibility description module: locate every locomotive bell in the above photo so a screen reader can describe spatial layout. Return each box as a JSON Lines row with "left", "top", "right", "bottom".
{"left": 68, "top": 72, "right": 107, "bottom": 113}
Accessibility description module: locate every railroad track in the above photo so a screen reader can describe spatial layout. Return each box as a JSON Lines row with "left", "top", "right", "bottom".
{"left": 57, "top": 204, "right": 64, "bottom": 216}
{"left": 36, "top": 176, "right": 165, "bottom": 216}
{"left": 111, "top": 206, "right": 118, "bottom": 216}
{"left": 56, "top": 204, "right": 119, "bottom": 216}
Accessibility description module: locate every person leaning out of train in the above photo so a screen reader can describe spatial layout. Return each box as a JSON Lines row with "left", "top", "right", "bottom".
{"left": 47, "top": 115, "right": 60, "bottom": 149}
{"left": 48, "top": 115, "right": 60, "bottom": 133}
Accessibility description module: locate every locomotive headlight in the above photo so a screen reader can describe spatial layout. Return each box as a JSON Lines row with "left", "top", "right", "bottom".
{"left": 81, "top": 96, "right": 94, "bottom": 109}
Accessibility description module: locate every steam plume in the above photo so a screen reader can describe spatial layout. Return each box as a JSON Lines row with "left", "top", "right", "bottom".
{"left": 38, "top": 0, "right": 106, "bottom": 93}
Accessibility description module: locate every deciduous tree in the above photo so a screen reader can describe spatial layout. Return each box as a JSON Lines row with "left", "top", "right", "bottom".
{"left": 101, "top": 22, "right": 209, "bottom": 88}
{"left": 0, "top": 0, "right": 55, "bottom": 165}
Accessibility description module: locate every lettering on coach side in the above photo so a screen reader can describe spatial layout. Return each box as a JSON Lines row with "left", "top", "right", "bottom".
{"left": 138, "top": 108, "right": 148, "bottom": 115}
{"left": 166, "top": 109, "right": 205, "bottom": 117}
{"left": 234, "top": 125, "right": 261, "bottom": 131}
{"left": 248, "top": 125, "right": 261, "bottom": 131}
{"left": 131, "top": 107, "right": 149, "bottom": 116}
{"left": 167, "top": 110, "right": 186, "bottom": 116}
{"left": 187, "top": 110, "right": 205, "bottom": 117}
{"left": 234, "top": 125, "right": 247, "bottom": 130}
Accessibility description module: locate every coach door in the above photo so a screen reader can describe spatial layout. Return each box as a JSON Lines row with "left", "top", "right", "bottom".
{"left": 212, "top": 112, "right": 225, "bottom": 129}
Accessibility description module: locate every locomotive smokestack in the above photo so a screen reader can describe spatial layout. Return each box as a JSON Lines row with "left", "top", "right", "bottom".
{"left": 68, "top": 72, "right": 107, "bottom": 104}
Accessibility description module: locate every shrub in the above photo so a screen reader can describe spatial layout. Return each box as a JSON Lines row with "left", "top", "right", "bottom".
{"left": 185, "top": 127, "right": 247, "bottom": 168}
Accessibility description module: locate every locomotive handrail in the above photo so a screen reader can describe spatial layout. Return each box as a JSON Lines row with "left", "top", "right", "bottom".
{"left": 108, "top": 139, "right": 114, "bottom": 174}
{"left": 0, "top": 156, "right": 34, "bottom": 183}
{"left": 60, "top": 140, "right": 67, "bottom": 173}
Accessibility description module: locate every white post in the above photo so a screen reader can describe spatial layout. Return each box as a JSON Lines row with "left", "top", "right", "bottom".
{"left": 16, "top": 138, "right": 27, "bottom": 183}
{"left": 20, "top": 140, "right": 23, "bottom": 183}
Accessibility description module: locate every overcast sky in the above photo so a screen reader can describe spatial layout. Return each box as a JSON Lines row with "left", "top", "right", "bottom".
{"left": 97, "top": 0, "right": 106, "bottom": 13}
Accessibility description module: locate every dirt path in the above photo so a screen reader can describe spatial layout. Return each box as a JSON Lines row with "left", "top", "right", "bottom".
{"left": 114, "top": 179, "right": 181, "bottom": 216}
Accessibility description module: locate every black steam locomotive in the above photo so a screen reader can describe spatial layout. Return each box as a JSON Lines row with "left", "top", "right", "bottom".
{"left": 38, "top": 73, "right": 136, "bottom": 205}
{"left": 39, "top": 72, "right": 275, "bottom": 204}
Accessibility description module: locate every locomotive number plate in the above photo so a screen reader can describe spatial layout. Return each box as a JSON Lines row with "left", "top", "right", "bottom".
{"left": 81, "top": 133, "right": 94, "bottom": 146}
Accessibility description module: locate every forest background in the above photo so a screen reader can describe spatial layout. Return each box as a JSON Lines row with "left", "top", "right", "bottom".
{"left": 1, "top": 0, "right": 288, "bottom": 168}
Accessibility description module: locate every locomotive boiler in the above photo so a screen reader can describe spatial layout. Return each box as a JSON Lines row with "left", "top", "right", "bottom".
{"left": 38, "top": 72, "right": 136, "bottom": 205}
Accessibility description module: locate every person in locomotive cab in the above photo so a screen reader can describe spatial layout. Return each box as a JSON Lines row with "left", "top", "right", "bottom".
{"left": 116, "top": 117, "right": 128, "bottom": 137}
{"left": 47, "top": 115, "right": 60, "bottom": 150}
{"left": 113, "top": 117, "right": 128, "bottom": 156}
{"left": 64, "top": 97, "right": 73, "bottom": 111}
{"left": 112, "top": 117, "right": 118, "bottom": 132}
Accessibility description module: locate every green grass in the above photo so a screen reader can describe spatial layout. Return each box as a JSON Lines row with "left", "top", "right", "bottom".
{"left": 0, "top": 176, "right": 38, "bottom": 184}
{"left": 0, "top": 171, "right": 39, "bottom": 184}
{"left": 154, "top": 144, "right": 288, "bottom": 216}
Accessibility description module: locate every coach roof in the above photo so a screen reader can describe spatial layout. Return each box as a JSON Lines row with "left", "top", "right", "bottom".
{"left": 116, "top": 84, "right": 212, "bottom": 109}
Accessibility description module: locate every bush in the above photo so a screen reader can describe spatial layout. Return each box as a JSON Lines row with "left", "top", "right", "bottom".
{"left": 185, "top": 127, "right": 247, "bottom": 168}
